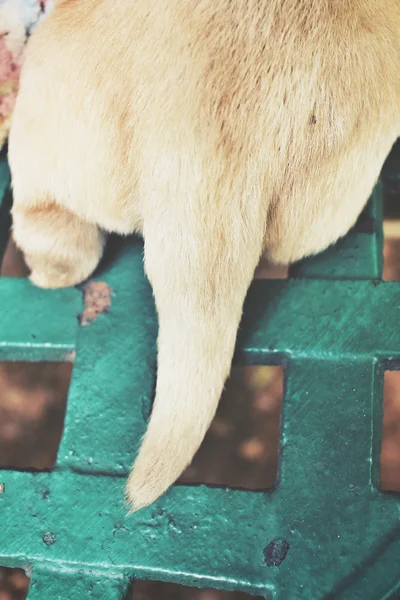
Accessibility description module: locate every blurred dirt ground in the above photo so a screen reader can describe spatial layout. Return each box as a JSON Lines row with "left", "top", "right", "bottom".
{"left": 0, "top": 235, "right": 400, "bottom": 599}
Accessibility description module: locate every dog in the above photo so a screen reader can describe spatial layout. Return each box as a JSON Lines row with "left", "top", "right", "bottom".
{"left": 8, "top": 0, "right": 400, "bottom": 510}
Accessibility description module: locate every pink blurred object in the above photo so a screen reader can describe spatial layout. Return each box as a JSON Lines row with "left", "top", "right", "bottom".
{"left": 0, "top": 0, "right": 53, "bottom": 149}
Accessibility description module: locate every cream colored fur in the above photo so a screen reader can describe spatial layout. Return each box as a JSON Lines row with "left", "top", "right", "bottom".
{"left": 7, "top": 0, "right": 400, "bottom": 510}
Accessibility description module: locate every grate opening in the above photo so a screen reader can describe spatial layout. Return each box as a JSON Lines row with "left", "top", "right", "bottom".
{"left": 381, "top": 371, "right": 400, "bottom": 492}
{"left": 1, "top": 238, "right": 29, "bottom": 278}
{"left": 383, "top": 224, "right": 400, "bottom": 281}
{"left": 129, "top": 580, "right": 265, "bottom": 600}
{"left": 179, "top": 366, "right": 283, "bottom": 490}
{"left": 0, "top": 361, "right": 72, "bottom": 470}
{"left": 254, "top": 255, "right": 288, "bottom": 279}
{"left": 0, "top": 567, "right": 29, "bottom": 600}
{"left": 383, "top": 161, "right": 400, "bottom": 281}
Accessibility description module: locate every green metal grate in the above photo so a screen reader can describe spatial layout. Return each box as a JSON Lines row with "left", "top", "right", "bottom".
{"left": 0, "top": 142, "right": 400, "bottom": 599}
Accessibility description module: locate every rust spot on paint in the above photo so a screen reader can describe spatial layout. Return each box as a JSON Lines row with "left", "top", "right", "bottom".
{"left": 80, "top": 281, "right": 112, "bottom": 326}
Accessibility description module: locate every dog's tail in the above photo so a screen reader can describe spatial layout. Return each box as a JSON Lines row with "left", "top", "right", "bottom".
{"left": 125, "top": 174, "right": 265, "bottom": 511}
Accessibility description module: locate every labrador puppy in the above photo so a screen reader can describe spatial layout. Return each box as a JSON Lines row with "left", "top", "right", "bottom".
{"left": 8, "top": 0, "right": 400, "bottom": 509}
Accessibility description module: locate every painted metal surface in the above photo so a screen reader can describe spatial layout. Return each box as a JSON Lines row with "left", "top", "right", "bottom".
{"left": 0, "top": 142, "right": 399, "bottom": 599}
